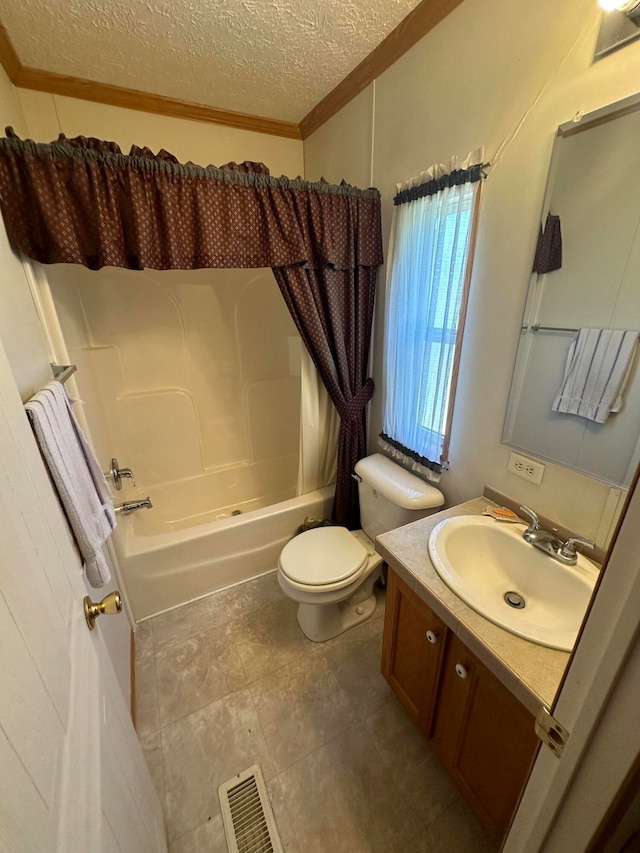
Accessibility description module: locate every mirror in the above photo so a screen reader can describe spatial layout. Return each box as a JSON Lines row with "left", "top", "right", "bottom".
{"left": 503, "top": 93, "right": 640, "bottom": 488}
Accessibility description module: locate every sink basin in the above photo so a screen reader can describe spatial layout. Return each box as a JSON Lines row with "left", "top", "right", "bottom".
{"left": 428, "top": 515, "right": 598, "bottom": 651}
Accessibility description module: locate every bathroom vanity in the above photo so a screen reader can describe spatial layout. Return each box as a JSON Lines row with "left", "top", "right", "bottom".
{"left": 377, "top": 497, "right": 576, "bottom": 842}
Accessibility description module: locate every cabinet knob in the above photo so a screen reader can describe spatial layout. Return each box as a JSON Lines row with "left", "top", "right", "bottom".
{"left": 426, "top": 630, "right": 439, "bottom": 644}
{"left": 455, "top": 663, "right": 468, "bottom": 679}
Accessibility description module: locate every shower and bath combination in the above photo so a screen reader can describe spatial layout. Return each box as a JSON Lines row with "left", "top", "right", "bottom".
{"left": 45, "top": 264, "right": 329, "bottom": 619}
{"left": 0, "top": 133, "right": 382, "bottom": 622}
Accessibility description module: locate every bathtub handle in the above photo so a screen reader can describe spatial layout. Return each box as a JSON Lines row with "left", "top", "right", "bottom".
{"left": 105, "top": 457, "right": 136, "bottom": 490}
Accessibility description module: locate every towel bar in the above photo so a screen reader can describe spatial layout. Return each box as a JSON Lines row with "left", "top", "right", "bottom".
{"left": 531, "top": 324, "right": 579, "bottom": 333}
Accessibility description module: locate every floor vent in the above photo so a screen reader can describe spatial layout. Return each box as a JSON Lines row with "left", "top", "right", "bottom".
{"left": 218, "top": 765, "right": 283, "bottom": 853}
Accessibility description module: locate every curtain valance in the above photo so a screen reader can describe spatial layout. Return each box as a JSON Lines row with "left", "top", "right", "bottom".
{"left": 0, "top": 130, "right": 383, "bottom": 272}
{"left": 393, "top": 164, "right": 483, "bottom": 206}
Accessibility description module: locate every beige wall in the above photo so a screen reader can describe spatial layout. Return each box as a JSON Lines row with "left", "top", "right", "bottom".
{"left": 16, "top": 89, "right": 303, "bottom": 177}
{"left": 305, "top": 0, "right": 640, "bottom": 544}
{"left": 0, "top": 70, "right": 51, "bottom": 399}
{"left": 303, "top": 85, "right": 375, "bottom": 190}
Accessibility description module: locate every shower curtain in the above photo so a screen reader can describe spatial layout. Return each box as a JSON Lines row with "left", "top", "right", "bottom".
{"left": 0, "top": 131, "right": 383, "bottom": 527}
{"left": 298, "top": 348, "right": 339, "bottom": 496}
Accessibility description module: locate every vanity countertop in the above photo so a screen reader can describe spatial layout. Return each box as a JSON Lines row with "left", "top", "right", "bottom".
{"left": 375, "top": 497, "right": 572, "bottom": 717}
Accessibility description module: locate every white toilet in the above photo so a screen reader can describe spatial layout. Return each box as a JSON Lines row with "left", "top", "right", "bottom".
{"left": 277, "top": 453, "right": 445, "bottom": 641}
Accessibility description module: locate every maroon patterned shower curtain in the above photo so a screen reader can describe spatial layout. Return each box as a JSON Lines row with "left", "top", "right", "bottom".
{"left": 273, "top": 266, "right": 376, "bottom": 528}
{"left": 0, "top": 130, "right": 383, "bottom": 527}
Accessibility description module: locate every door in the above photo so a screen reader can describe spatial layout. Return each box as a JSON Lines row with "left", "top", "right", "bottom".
{"left": 431, "top": 632, "right": 538, "bottom": 840}
{"left": 381, "top": 569, "right": 448, "bottom": 734}
{"left": 0, "top": 342, "right": 166, "bottom": 852}
{"left": 504, "top": 471, "right": 640, "bottom": 852}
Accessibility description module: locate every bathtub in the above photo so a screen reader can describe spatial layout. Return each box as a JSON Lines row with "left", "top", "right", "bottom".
{"left": 113, "top": 485, "right": 334, "bottom": 620}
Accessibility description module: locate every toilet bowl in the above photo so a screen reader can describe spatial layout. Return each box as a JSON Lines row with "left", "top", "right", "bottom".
{"left": 278, "top": 527, "right": 383, "bottom": 642}
{"left": 278, "top": 453, "right": 444, "bottom": 642}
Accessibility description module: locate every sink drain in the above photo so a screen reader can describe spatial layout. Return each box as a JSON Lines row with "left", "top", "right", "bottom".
{"left": 504, "top": 591, "right": 526, "bottom": 609}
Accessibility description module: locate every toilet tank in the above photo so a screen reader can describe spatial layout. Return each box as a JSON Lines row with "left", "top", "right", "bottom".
{"left": 354, "top": 453, "right": 444, "bottom": 540}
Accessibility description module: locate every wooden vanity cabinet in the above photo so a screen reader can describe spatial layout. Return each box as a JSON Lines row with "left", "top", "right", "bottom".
{"left": 381, "top": 569, "right": 447, "bottom": 736}
{"left": 431, "top": 631, "right": 539, "bottom": 839}
{"left": 382, "top": 568, "right": 539, "bottom": 841}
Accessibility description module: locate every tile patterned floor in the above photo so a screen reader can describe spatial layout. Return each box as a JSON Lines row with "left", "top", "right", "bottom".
{"left": 134, "top": 571, "right": 497, "bottom": 853}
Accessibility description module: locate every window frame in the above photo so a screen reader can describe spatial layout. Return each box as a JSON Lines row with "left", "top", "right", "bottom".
{"left": 382, "top": 177, "right": 482, "bottom": 472}
{"left": 439, "top": 181, "right": 482, "bottom": 463}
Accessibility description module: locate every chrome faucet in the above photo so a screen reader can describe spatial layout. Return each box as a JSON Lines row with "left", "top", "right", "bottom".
{"left": 104, "top": 457, "right": 136, "bottom": 490}
{"left": 519, "top": 506, "right": 595, "bottom": 566}
{"left": 115, "top": 497, "right": 153, "bottom": 515}
{"left": 558, "top": 536, "right": 597, "bottom": 563}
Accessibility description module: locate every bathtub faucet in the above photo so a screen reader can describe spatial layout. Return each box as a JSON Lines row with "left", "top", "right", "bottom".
{"left": 115, "top": 497, "right": 153, "bottom": 515}
{"left": 104, "top": 457, "right": 136, "bottom": 490}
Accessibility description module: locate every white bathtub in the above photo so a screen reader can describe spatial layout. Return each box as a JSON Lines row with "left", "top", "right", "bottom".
{"left": 114, "top": 486, "right": 334, "bottom": 619}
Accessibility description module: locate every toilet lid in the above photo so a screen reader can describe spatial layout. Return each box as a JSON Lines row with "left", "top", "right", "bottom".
{"left": 279, "top": 527, "right": 368, "bottom": 586}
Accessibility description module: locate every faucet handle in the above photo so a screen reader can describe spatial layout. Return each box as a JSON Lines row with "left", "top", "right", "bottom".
{"left": 519, "top": 505, "right": 539, "bottom": 529}
{"left": 104, "top": 457, "right": 136, "bottom": 490}
{"left": 117, "top": 467, "right": 136, "bottom": 487}
{"left": 560, "top": 535, "right": 595, "bottom": 559}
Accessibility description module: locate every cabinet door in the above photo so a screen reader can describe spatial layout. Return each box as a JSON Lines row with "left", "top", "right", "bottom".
{"left": 381, "top": 569, "right": 448, "bottom": 735}
{"left": 432, "top": 632, "right": 539, "bottom": 839}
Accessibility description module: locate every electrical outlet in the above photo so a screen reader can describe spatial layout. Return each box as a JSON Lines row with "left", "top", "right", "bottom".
{"left": 507, "top": 451, "right": 545, "bottom": 485}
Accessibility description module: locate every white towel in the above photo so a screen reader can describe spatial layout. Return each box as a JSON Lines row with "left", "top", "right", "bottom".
{"left": 25, "top": 381, "right": 115, "bottom": 586}
{"left": 552, "top": 329, "right": 638, "bottom": 424}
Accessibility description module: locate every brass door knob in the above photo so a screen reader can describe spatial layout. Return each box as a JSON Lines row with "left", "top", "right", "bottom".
{"left": 84, "top": 591, "right": 123, "bottom": 630}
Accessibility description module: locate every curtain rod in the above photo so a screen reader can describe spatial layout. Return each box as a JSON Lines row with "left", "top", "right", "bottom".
{"left": 0, "top": 130, "right": 381, "bottom": 200}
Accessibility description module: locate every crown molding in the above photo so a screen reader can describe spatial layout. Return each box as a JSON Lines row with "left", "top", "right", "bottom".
{"left": 0, "top": 1, "right": 463, "bottom": 143}
{"left": 0, "top": 22, "right": 21, "bottom": 81}
{"left": 299, "top": 0, "right": 465, "bottom": 139}
{"left": 15, "top": 67, "right": 302, "bottom": 139}
{"left": 0, "top": 22, "right": 301, "bottom": 140}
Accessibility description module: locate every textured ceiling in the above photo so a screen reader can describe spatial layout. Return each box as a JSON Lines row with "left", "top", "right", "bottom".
{"left": 0, "top": 0, "right": 424, "bottom": 122}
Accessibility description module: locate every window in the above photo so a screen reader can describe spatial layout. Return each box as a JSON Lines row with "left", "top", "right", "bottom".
{"left": 381, "top": 160, "right": 482, "bottom": 479}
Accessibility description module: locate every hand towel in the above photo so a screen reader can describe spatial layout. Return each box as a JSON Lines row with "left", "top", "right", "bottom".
{"left": 552, "top": 328, "right": 638, "bottom": 424}
{"left": 532, "top": 213, "right": 562, "bottom": 274}
{"left": 25, "top": 380, "right": 115, "bottom": 586}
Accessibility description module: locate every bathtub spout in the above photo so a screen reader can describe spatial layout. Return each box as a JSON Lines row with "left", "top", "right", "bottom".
{"left": 115, "top": 497, "right": 153, "bottom": 515}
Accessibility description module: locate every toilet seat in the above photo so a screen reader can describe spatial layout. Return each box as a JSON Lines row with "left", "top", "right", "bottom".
{"left": 278, "top": 526, "right": 369, "bottom": 591}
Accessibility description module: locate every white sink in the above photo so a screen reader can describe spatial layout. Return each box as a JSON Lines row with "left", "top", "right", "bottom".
{"left": 428, "top": 515, "right": 598, "bottom": 651}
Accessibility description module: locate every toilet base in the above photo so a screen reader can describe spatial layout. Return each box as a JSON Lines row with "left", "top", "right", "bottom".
{"left": 295, "top": 566, "right": 381, "bottom": 642}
